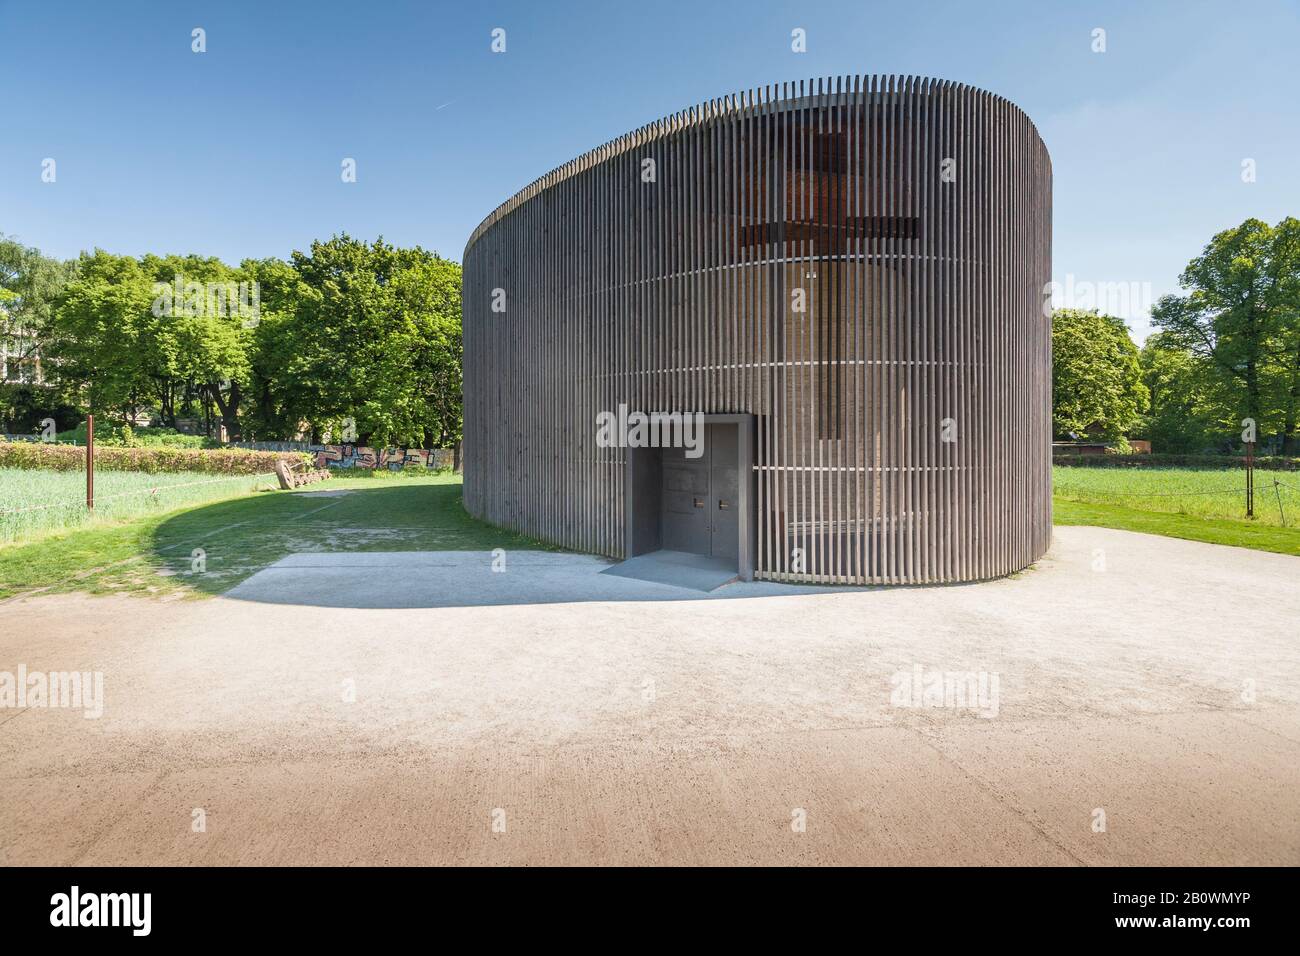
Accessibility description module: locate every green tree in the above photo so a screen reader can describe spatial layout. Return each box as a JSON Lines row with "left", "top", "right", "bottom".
{"left": 1051, "top": 308, "right": 1147, "bottom": 441}
{"left": 240, "top": 257, "right": 304, "bottom": 440}
{"left": 387, "top": 253, "right": 463, "bottom": 447}
{"left": 0, "top": 234, "right": 79, "bottom": 429}
{"left": 37, "top": 236, "right": 464, "bottom": 447}
{"left": 45, "top": 250, "right": 156, "bottom": 416}
{"left": 46, "top": 250, "right": 256, "bottom": 438}
{"left": 1150, "top": 217, "right": 1300, "bottom": 451}
{"left": 276, "top": 235, "right": 462, "bottom": 446}
{"left": 140, "top": 254, "right": 254, "bottom": 438}
{"left": 1137, "top": 332, "right": 1228, "bottom": 452}
{"left": 0, "top": 233, "right": 77, "bottom": 342}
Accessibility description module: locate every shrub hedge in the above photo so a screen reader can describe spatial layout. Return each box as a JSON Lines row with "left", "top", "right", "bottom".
{"left": 54, "top": 423, "right": 220, "bottom": 449}
{"left": 0, "top": 440, "right": 311, "bottom": 475}
{"left": 1053, "top": 453, "right": 1299, "bottom": 471}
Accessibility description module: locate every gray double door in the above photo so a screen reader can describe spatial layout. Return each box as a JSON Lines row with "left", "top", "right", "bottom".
{"left": 660, "top": 423, "right": 739, "bottom": 563}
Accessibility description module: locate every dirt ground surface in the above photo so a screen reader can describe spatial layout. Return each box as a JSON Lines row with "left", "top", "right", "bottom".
{"left": 2, "top": 525, "right": 1297, "bottom": 866}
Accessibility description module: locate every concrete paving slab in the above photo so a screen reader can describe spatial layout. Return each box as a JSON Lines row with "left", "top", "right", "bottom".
{"left": 601, "top": 549, "right": 739, "bottom": 592}
{"left": 225, "top": 549, "right": 831, "bottom": 608}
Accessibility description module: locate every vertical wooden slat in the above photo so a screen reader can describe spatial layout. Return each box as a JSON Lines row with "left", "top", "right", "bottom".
{"left": 462, "top": 76, "right": 1051, "bottom": 585}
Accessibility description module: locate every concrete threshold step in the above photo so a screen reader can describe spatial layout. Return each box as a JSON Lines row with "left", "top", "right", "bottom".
{"left": 600, "top": 550, "right": 739, "bottom": 593}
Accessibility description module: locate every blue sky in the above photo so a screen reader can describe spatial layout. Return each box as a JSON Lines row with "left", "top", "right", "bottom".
{"left": 2, "top": 0, "right": 1296, "bottom": 339}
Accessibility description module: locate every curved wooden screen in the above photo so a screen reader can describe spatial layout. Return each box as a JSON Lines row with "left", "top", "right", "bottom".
{"left": 463, "top": 75, "right": 1052, "bottom": 585}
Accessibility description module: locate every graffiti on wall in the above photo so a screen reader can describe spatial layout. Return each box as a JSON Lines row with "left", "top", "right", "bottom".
{"left": 310, "top": 444, "right": 457, "bottom": 471}
{"left": 230, "top": 441, "right": 458, "bottom": 471}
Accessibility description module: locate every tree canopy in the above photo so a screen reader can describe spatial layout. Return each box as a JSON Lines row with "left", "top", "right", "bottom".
{"left": 5, "top": 232, "right": 462, "bottom": 446}
{"left": 1150, "top": 217, "right": 1300, "bottom": 450}
{"left": 260, "top": 235, "right": 463, "bottom": 446}
{"left": 8, "top": 215, "right": 1298, "bottom": 456}
{"left": 1052, "top": 217, "right": 1300, "bottom": 454}
{"left": 1051, "top": 308, "right": 1147, "bottom": 441}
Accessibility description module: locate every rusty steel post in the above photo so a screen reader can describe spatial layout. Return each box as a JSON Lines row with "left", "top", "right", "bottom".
{"left": 86, "top": 414, "right": 95, "bottom": 510}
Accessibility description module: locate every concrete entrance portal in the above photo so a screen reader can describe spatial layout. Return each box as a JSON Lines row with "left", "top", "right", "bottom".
{"left": 623, "top": 413, "right": 755, "bottom": 583}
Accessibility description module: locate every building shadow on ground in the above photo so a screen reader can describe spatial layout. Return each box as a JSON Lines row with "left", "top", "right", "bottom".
{"left": 149, "top": 481, "right": 874, "bottom": 609}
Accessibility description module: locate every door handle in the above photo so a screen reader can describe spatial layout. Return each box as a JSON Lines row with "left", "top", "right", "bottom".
{"left": 718, "top": 500, "right": 730, "bottom": 510}
{"left": 693, "top": 497, "right": 704, "bottom": 508}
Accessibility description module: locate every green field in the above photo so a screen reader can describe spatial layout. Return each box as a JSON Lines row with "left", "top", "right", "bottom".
{"left": 0, "top": 472, "right": 555, "bottom": 601}
{"left": 1052, "top": 464, "right": 1300, "bottom": 556}
{"left": 0, "top": 466, "right": 279, "bottom": 546}
{"left": 1052, "top": 465, "right": 1299, "bottom": 527}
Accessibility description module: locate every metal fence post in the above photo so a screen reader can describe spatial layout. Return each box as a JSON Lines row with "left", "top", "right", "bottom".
{"left": 1245, "top": 440, "right": 1254, "bottom": 518}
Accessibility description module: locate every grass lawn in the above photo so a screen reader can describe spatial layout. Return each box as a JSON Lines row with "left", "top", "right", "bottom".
{"left": 0, "top": 466, "right": 279, "bottom": 545}
{"left": 1053, "top": 498, "right": 1300, "bottom": 557}
{"left": 1052, "top": 465, "right": 1300, "bottom": 527}
{"left": 1054, "top": 464, "right": 1300, "bottom": 556}
{"left": 3, "top": 467, "right": 1295, "bottom": 603}
{"left": 0, "top": 472, "right": 557, "bottom": 602}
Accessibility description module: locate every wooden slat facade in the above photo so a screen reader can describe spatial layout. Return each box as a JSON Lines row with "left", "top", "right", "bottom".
{"left": 462, "top": 75, "right": 1052, "bottom": 585}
